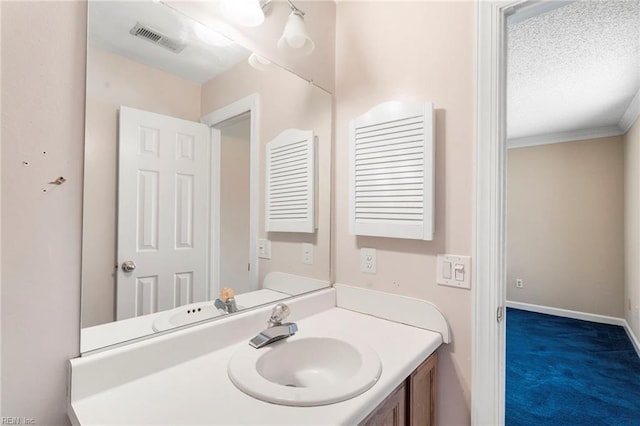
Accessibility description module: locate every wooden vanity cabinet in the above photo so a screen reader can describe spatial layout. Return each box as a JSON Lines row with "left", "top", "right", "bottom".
{"left": 359, "top": 352, "right": 438, "bottom": 426}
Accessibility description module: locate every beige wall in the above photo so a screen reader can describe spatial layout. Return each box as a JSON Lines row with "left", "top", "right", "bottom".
{"left": 625, "top": 117, "right": 640, "bottom": 338}
{"left": 1, "top": 2, "right": 85, "bottom": 424}
{"left": 201, "top": 59, "right": 332, "bottom": 287}
{"left": 506, "top": 136, "right": 625, "bottom": 317}
{"left": 82, "top": 47, "right": 202, "bottom": 328}
{"left": 220, "top": 119, "right": 252, "bottom": 294}
{"left": 334, "top": 2, "right": 475, "bottom": 425}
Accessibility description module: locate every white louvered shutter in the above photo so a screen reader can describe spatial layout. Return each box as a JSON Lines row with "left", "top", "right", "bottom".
{"left": 349, "top": 101, "right": 435, "bottom": 240}
{"left": 265, "top": 129, "right": 316, "bottom": 233}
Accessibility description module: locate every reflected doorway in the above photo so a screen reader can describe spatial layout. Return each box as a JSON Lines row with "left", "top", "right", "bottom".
{"left": 218, "top": 115, "right": 253, "bottom": 295}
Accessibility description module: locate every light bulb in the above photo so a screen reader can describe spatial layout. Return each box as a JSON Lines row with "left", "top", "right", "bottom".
{"left": 278, "top": 11, "right": 314, "bottom": 55}
{"left": 221, "top": 0, "right": 265, "bottom": 28}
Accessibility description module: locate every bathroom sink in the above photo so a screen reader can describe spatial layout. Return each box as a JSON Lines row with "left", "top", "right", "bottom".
{"left": 152, "top": 302, "right": 226, "bottom": 332}
{"left": 228, "top": 337, "right": 382, "bottom": 406}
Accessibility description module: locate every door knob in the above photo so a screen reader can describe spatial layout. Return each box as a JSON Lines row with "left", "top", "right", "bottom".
{"left": 121, "top": 260, "right": 136, "bottom": 272}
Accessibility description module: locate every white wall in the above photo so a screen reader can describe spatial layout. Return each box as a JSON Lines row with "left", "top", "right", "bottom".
{"left": 334, "top": 2, "right": 475, "bottom": 425}
{"left": 506, "top": 136, "right": 625, "bottom": 317}
{"left": 1, "top": 2, "right": 85, "bottom": 424}
{"left": 625, "top": 117, "right": 640, "bottom": 338}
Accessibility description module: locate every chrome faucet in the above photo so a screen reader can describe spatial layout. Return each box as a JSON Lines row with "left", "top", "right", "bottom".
{"left": 249, "top": 303, "right": 298, "bottom": 349}
{"left": 214, "top": 297, "right": 238, "bottom": 314}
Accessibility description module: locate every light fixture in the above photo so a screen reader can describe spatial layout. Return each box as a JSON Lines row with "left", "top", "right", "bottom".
{"left": 277, "top": 1, "right": 314, "bottom": 55}
{"left": 248, "top": 52, "right": 277, "bottom": 71}
{"left": 220, "top": 0, "right": 265, "bottom": 28}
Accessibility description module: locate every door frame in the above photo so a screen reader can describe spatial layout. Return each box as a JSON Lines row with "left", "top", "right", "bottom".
{"left": 201, "top": 94, "right": 260, "bottom": 300}
{"left": 475, "top": 2, "right": 597, "bottom": 423}
{"left": 473, "top": 1, "right": 522, "bottom": 424}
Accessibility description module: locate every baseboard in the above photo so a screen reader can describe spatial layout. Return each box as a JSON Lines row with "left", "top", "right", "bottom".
{"left": 621, "top": 319, "right": 640, "bottom": 359}
{"left": 506, "top": 300, "right": 640, "bottom": 358}
{"left": 506, "top": 301, "right": 625, "bottom": 325}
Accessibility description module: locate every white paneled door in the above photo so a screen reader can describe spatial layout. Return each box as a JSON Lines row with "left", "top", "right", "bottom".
{"left": 117, "top": 106, "right": 210, "bottom": 320}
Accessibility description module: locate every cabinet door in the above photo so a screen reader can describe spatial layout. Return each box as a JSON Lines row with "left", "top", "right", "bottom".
{"left": 359, "top": 383, "right": 406, "bottom": 426}
{"left": 408, "top": 352, "right": 438, "bottom": 426}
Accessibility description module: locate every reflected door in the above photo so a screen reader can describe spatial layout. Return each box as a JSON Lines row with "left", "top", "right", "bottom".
{"left": 117, "top": 106, "right": 210, "bottom": 320}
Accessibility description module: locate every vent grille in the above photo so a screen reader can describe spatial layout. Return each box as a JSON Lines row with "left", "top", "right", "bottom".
{"left": 349, "top": 101, "right": 434, "bottom": 240}
{"left": 129, "top": 22, "right": 186, "bottom": 54}
{"left": 265, "top": 129, "right": 315, "bottom": 233}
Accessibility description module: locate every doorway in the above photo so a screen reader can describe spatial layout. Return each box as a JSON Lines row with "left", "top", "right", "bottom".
{"left": 201, "top": 94, "right": 259, "bottom": 301}
{"left": 218, "top": 115, "right": 253, "bottom": 295}
{"left": 474, "top": 1, "right": 640, "bottom": 424}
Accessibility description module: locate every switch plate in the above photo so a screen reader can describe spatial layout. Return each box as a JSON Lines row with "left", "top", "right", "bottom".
{"left": 361, "top": 248, "right": 377, "bottom": 274}
{"left": 258, "top": 239, "right": 271, "bottom": 259}
{"left": 437, "top": 254, "right": 471, "bottom": 289}
{"left": 301, "top": 243, "right": 313, "bottom": 265}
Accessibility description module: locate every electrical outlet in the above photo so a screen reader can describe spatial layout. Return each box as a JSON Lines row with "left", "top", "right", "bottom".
{"left": 301, "top": 243, "right": 313, "bottom": 265}
{"left": 516, "top": 279, "right": 524, "bottom": 288}
{"left": 258, "top": 239, "right": 271, "bottom": 259}
{"left": 361, "top": 248, "right": 376, "bottom": 274}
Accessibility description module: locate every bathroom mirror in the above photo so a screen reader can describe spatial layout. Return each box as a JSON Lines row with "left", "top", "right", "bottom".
{"left": 80, "top": 0, "right": 332, "bottom": 353}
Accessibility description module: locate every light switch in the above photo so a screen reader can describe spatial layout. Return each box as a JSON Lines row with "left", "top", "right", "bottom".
{"left": 437, "top": 254, "right": 471, "bottom": 289}
{"left": 443, "top": 261, "right": 452, "bottom": 279}
{"left": 454, "top": 263, "right": 465, "bottom": 281}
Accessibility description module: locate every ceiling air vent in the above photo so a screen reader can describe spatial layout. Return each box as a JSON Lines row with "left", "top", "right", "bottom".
{"left": 129, "top": 22, "right": 186, "bottom": 54}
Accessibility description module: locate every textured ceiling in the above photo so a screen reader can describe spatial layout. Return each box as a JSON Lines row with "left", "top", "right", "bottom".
{"left": 88, "top": 1, "right": 250, "bottom": 84}
{"left": 507, "top": 0, "right": 640, "bottom": 142}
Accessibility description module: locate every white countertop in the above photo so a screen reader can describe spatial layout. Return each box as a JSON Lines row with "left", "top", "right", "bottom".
{"left": 71, "top": 302, "right": 442, "bottom": 425}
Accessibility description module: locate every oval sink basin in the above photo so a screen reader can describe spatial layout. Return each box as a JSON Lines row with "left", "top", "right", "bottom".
{"left": 228, "top": 337, "right": 382, "bottom": 406}
{"left": 152, "top": 302, "right": 226, "bottom": 332}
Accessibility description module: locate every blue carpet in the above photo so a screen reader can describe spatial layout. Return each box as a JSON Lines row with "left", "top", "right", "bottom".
{"left": 506, "top": 308, "right": 640, "bottom": 426}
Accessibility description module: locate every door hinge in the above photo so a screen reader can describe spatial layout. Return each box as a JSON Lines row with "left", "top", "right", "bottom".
{"left": 497, "top": 306, "right": 504, "bottom": 323}
{"left": 248, "top": 263, "right": 251, "bottom": 272}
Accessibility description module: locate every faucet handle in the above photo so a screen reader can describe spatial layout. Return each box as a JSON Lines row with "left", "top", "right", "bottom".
{"left": 268, "top": 303, "right": 290, "bottom": 326}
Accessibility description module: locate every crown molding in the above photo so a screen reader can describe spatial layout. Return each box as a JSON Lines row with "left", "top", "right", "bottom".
{"left": 506, "top": 0, "right": 575, "bottom": 25}
{"left": 507, "top": 125, "right": 623, "bottom": 149}
{"left": 619, "top": 88, "right": 640, "bottom": 134}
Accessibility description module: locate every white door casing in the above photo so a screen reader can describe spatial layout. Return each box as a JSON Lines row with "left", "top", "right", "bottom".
{"left": 117, "top": 106, "right": 210, "bottom": 320}
{"left": 474, "top": 1, "right": 523, "bottom": 425}
{"left": 201, "top": 94, "right": 260, "bottom": 299}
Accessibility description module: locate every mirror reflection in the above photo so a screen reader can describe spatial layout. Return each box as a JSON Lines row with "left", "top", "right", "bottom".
{"left": 81, "top": 0, "right": 332, "bottom": 353}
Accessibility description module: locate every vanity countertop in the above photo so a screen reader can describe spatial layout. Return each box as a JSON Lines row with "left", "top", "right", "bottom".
{"left": 70, "top": 291, "right": 442, "bottom": 426}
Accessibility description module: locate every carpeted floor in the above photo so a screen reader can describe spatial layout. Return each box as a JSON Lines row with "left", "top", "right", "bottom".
{"left": 506, "top": 308, "right": 640, "bottom": 426}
